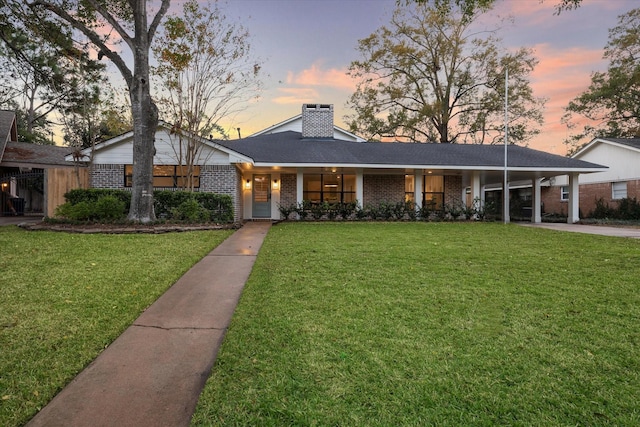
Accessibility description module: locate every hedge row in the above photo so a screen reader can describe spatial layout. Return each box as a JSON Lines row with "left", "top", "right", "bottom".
{"left": 278, "top": 200, "right": 487, "bottom": 221}
{"left": 55, "top": 189, "right": 234, "bottom": 223}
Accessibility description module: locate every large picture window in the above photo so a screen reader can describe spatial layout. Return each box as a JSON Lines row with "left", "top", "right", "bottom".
{"left": 303, "top": 174, "right": 356, "bottom": 204}
{"left": 423, "top": 175, "right": 444, "bottom": 210}
{"left": 125, "top": 165, "right": 200, "bottom": 188}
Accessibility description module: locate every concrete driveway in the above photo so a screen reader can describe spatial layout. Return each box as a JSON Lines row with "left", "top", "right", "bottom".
{"left": 520, "top": 222, "right": 640, "bottom": 238}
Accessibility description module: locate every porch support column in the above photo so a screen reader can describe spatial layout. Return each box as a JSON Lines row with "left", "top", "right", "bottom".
{"left": 296, "top": 168, "right": 304, "bottom": 205}
{"left": 356, "top": 168, "right": 364, "bottom": 207}
{"left": 414, "top": 170, "right": 423, "bottom": 211}
{"left": 471, "top": 171, "right": 481, "bottom": 210}
{"left": 532, "top": 177, "right": 541, "bottom": 223}
{"left": 568, "top": 173, "right": 580, "bottom": 223}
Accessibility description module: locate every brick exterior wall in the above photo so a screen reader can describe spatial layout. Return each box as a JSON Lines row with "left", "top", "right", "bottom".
{"left": 91, "top": 164, "right": 124, "bottom": 188}
{"left": 90, "top": 164, "right": 243, "bottom": 222}
{"left": 200, "top": 165, "right": 241, "bottom": 222}
{"left": 444, "top": 175, "right": 463, "bottom": 207}
{"left": 542, "top": 179, "right": 640, "bottom": 217}
{"left": 280, "top": 173, "right": 297, "bottom": 208}
{"left": 301, "top": 104, "right": 333, "bottom": 138}
{"left": 363, "top": 175, "right": 405, "bottom": 206}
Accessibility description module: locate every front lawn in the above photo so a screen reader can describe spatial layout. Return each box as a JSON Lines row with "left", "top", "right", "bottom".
{"left": 192, "top": 222, "right": 640, "bottom": 426}
{"left": 0, "top": 226, "right": 233, "bottom": 427}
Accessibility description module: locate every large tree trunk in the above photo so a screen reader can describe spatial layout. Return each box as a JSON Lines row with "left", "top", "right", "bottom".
{"left": 127, "top": 9, "right": 157, "bottom": 223}
{"left": 128, "top": 83, "right": 157, "bottom": 222}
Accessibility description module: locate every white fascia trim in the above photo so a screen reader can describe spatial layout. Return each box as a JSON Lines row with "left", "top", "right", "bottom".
{"left": 253, "top": 163, "right": 608, "bottom": 173}
{"left": 248, "top": 115, "right": 302, "bottom": 137}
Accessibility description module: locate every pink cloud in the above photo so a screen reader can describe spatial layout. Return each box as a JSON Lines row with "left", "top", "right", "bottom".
{"left": 272, "top": 87, "right": 320, "bottom": 105}
{"left": 286, "top": 63, "right": 356, "bottom": 91}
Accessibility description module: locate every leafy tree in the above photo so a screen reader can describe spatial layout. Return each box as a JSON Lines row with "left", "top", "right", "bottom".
{"left": 563, "top": 8, "right": 640, "bottom": 152}
{"left": 152, "top": 0, "right": 262, "bottom": 191}
{"left": 9, "top": 0, "right": 170, "bottom": 222}
{"left": 0, "top": 11, "right": 105, "bottom": 144}
{"left": 346, "top": 2, "right": 544, "bottom": 144}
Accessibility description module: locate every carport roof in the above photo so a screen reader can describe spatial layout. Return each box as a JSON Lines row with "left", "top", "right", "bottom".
{"left": 1, "top": 141, "right": 74, "bottom": 168}
{"left": 217, "top": 131, "right": 606, "bottom": 172}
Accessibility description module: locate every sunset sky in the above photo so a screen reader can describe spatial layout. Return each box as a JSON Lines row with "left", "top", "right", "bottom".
{"left": 159, "top": 0, "right": 638, "bottom": 154}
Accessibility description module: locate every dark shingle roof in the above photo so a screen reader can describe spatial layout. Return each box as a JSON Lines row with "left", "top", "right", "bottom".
{"left": 1, "top": 141, "right": 74, "bottom": 167}
{"left": 0, "top": 110, "right": 17, "bottom": 162}
{"left": 218, "top": 131, "right": 604, "bottom": 170}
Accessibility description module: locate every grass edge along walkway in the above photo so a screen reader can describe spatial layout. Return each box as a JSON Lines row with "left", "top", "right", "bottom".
{"left": 0, "top": 227, "right": 233, "bottom": 427}
{"left": 192, "top": 222, "right": 640, "bottom": 426}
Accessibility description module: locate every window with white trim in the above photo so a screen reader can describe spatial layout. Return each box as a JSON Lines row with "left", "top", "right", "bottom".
{"left": 560, "top": 186, "right": 569, "bottom": 201}
{"left": 612, "top": 181, "right": 627, "bottom": 200}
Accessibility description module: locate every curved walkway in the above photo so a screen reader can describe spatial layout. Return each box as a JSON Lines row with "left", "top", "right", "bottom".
{"left": 519, "top": 222, "right": 640, "bottom": 238}
{"left": 26, "top": 221, "right": 271, "bottom": 427}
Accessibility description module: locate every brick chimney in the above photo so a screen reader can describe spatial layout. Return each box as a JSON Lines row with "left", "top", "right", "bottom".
{"left": 301, "top": 104, "right": 333, "bottom": 138}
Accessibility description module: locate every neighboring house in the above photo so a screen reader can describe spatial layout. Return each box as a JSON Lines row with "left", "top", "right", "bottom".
{"left": 69, "top": 104, "right": 606, "bottom": 223}
{"left": 1, "top": 110, "right": 87, "bottom": 217}
{"left": 541, "top": 138, "right": 640, "bottom": 216}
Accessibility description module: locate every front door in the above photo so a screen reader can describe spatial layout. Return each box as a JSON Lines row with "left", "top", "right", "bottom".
{"left": 252, "top": 174, "right": 271, "bottom": 218}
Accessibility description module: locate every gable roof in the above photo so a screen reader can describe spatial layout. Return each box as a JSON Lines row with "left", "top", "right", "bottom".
{"left": 217, "top": 131, "right": 605, "bottom": 173}
{"left": 1, "top": 141, "right": 74, "bottom": 168}
{"left": 66, "top": 121, "right": 254, "bottom": 164}
{"left": 0, "top": 110, "right": 18, "bottom": 162}
{"left": 249, "top": 114, "right": 366, "bottom": 142}
{"left": 573, "top": 137, "right": 640, "bottom": 158}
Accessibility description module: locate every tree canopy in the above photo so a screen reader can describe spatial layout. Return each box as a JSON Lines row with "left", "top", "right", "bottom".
{"left": 563, "top": 8, "right": 640, "bottom": 151}
{"left": 346, "top": 2, "right": 544, "bottom": 144}
{"left": 152, "top": 0, "right": 262, "bottom": 191}
{"left": 8, "top": 0, "right": 170, "bottom": 222}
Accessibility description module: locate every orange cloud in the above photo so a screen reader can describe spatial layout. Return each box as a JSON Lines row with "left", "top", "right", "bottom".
{"left": 272, "top": 87, "right": 320, "bottom": 105}
{"left": 286, "top": 63, "right": 356, "bottom": 91}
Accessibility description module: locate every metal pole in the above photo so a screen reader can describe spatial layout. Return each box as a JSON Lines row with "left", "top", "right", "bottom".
{"left": 503, "top": 67, "right": 509, "bottom": 224}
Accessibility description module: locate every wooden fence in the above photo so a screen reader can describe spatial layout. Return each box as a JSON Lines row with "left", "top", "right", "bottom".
{"left": 46, "top": 167, "right": 89, "bottom": 217}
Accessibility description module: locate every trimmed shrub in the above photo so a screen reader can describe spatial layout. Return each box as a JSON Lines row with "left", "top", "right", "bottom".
{"left": 57, "top": 189, "right": 234, "bottom": 223}
{"left": 93, "top": 195, "right": 127, "bottom": 221}
{"left": 170, "top": 197, "right": 210, "bottom": 222}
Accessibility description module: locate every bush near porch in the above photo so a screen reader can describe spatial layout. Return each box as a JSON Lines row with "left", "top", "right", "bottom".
{"left": 192, "top": 222, "right": 640, "bottom": 426}
{"left": 278, "top": 199, "right": 487, "bottom": 221}
{"left": 53, "top": 189, "right": 233, "bottom": 223}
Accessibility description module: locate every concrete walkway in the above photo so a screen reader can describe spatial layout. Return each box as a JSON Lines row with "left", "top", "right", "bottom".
{"left": 26, "top": 221, "right": 271, "bottom": 427}
{"left": 519, "top": 222, "right": 640, "bottom": 238}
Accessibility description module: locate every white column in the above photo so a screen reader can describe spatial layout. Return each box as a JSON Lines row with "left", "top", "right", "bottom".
{"left": 414, "top": 170, "right": 423, "bottom": 210}
{"left": 568, "top": 173, "right": 580, "bottom": 223}
{"left": 356, "top": 168, "right": 364, "bottom": 207}
{"left": 296, "top": 168, "right": 304, "bottom": 205}
{"left": 532, "top": 178, "right": 541, "bottom": 223}
{"left": 471, "top": 171, "right": 481, "bottom": 210}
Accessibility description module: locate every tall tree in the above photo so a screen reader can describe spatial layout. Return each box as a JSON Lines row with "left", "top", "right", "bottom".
{"left": 152, "top": 0, "right": 262, "bottom": 191}
{"left": 563, "top": 8, "right": 640, "bottom": 152}
{"left": 11, "top": 0, "right": 170, "bottom": 222}
{"left": 0, "top": 11, "right": 105, "bottom": 144}
{"left": 347, "top": 2, "right": 544, "bottom": 144}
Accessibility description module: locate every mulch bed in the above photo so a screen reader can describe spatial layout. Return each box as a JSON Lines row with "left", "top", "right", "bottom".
{"left": 19, "top": 222, "right": 240, "bottom": 234}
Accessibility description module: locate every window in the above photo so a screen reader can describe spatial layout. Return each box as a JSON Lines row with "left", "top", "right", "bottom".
{"left": 423, "top": 175, "right": 444, "bottom": 210}
{"left": 560, "top": 186, "right": 569, "bottom": 201}
{"left": 612, "top": 181, "right": 627, "bottom": 200}
{"left": 405, "top": 175, "right": 415, "bottom": 202}
{"left": 125, "top": 165, "right": 200, "bottom": 188}
{"left": 303, "top": 174, "right": 356, "bottom": 204}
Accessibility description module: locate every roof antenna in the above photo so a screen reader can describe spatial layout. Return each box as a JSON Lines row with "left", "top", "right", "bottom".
{"left": 237, "top": 128, "right": 241, "bottom": 139}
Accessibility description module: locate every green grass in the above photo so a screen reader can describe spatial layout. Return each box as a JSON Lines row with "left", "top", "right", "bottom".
{"left": 0, "top": 226, "right": 233, "bottom": 427}
{"left": 192, "top": 222, "right": 640, "bottom": 426}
